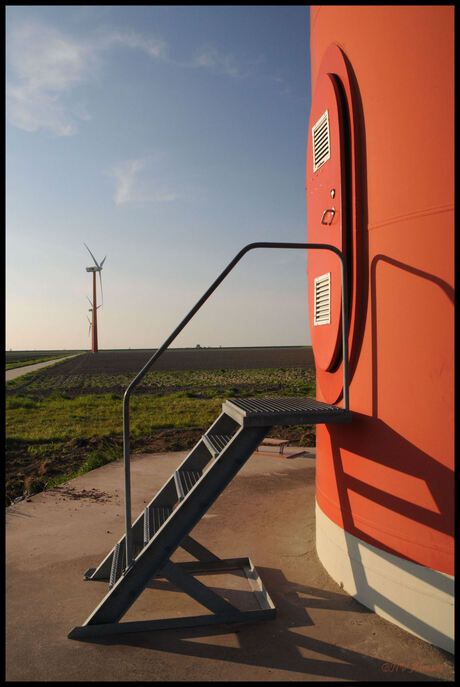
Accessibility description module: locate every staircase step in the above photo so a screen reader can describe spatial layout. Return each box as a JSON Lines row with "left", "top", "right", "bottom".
{"left": 202, "top": 433, "right": 234, "bottom": 458}
{"left": 109, "top": 541, "right": 126, "bottom": 589}
{"left": 153, "top": 505, "right": 174, "bottom": 531}
{"left": 180, "top": 470, "right": 202, "bottom": 496}
{"left": 174, "top": 469, "right": 202, "bottom": 501}
{"left": 223, "top": 396, "right": 352, "bottom": 427}
{"left": 144, "top": 505, "right": 173, "bottom": 545}
{"left": 143, "top": 507, "right": 150, "bottom": 546}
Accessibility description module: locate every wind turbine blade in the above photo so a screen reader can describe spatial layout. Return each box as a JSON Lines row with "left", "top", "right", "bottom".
{"left": 100, "top": 256, "right": 106, "bottom": 268}
{"left": 87, "top": 296, "right": 93, "bottom": 307}
{"left": 84, "top": 243, "right": 100, "bottom": 269}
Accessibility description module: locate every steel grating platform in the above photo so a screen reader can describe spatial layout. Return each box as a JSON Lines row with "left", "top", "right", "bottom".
{"left": 223, "top": 396, "right": 352, "bottom": 427}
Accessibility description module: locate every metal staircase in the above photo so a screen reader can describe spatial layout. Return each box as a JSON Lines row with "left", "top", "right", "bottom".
{"left": 69, "top": 397, "right": 350, "bottom": 639}
{"left": 69, "top": 242, "right": 351, "bottom": 640}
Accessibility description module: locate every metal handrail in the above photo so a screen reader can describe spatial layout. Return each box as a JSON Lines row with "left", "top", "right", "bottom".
{"left": 122, "top": 241, "right": 349, "bottom": 568}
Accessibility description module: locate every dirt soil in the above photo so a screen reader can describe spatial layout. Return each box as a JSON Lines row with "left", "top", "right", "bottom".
{"left": 6, "top": 425, "right": 315, "bottom": 505}
{"left": 6, "top": 430, "right": 201, "bottom": 503}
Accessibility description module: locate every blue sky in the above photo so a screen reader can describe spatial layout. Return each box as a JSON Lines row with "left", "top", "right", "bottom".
{"left": 6, "top": 6, "right": 312, "bottom": 350}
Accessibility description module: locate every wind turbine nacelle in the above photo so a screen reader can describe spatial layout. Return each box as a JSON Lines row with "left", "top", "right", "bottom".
{"left": 86, "top": 266, "right": 99, "bottom": 272}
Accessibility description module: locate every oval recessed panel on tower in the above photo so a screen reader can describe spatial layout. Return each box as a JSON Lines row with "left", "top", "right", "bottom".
{"left": 307, "top": 71, "right": 346, "bottom": 372}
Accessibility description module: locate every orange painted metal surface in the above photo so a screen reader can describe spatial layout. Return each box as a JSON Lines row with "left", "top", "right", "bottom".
{"left": 306, "top": 70, "right": 346, "bottom": 372}
{"left": 307, "top": 42, "right": 366, "bottom": 404}
{"left": 308, "top": 6, "right": 454, "bottom": 575}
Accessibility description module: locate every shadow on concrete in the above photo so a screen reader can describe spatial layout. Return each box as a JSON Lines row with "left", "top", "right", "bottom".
{"left": 75, "top": 567, "right": 447, "bottom": 681}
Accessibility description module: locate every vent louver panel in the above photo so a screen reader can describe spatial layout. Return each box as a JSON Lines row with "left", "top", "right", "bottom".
{"left": 314, "top": 273, "right": 331, "bottom": 326}
{"left": 312, "top": 110, "right": 331, "bottom": 172}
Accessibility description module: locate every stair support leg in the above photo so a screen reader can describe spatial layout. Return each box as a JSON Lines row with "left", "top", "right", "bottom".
{"left": 69, "top": 556, "right": 275, "bottom": 639}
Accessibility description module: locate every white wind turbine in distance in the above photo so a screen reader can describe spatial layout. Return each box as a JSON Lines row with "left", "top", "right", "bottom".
{"left": 84, "top": 243, "right": 106, "bottom": 353}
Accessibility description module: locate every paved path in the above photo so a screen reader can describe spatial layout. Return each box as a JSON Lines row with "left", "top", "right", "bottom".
{"left": 6, "top": 354, "right": 81, "bottom": 381}
{"left": 6, "top": 448, "right": 453, "bottom": 681}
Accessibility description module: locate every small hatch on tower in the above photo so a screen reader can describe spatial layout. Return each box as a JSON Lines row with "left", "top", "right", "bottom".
{"left": 312, "top": 110, "right": 331, "bottom": 172}
{"left": 314, "top": 272, "right": 331, "bottom": 325}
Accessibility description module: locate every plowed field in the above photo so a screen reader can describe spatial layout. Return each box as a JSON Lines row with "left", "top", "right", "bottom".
{"left": 6, "top": 348, "right": 315, "bottom": 398}
{"left": 13, "top": 347, "right": 314, "bottom": 374}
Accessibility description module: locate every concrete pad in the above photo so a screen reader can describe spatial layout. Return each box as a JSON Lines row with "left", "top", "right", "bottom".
{"left": 6, "top": 448, "right": 454, "bottom": 681}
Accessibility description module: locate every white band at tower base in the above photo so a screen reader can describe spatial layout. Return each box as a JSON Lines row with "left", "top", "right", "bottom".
{"left": 315, "top": 501, "right": 454, "bottom": 654}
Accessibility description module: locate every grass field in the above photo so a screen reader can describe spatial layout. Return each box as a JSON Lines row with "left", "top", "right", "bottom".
{"left": 5, "top": 348, "right": 316, "bottom": 505}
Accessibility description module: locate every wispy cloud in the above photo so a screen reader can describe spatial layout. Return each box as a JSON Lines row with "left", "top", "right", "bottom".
{"left": 109, "top": 155, "right": 185, "bottom": 205}
{"left": 98, "top": 28, "right": 167, "bottom": 60}
{"left": 7, "top": 21, "right": 99, "bottom": 135}
{"left": 187, "top": 46, "right": 247, "bottom": 79}
{"left": 7, "top": 19, "right": 254, "bottom": 137}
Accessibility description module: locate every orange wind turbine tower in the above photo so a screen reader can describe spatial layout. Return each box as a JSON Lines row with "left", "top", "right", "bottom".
{"left": 84, "top": 243, "right": 106, "bottom": 353}
{"left": 307, "top": 6, "right": 454, "bottom": 653}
